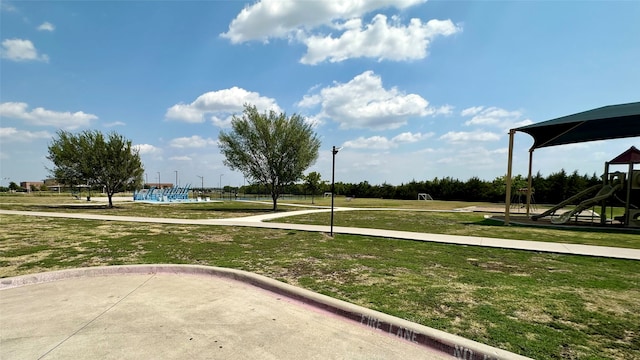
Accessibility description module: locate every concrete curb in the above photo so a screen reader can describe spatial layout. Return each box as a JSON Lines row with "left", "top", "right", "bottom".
{"left": 1, "top": 265, "right": 531, "bottom": 360}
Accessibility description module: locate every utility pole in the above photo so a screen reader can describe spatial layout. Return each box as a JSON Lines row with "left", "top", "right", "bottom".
{"left": 330, "top": 146, "right": 341, "bottom": 237}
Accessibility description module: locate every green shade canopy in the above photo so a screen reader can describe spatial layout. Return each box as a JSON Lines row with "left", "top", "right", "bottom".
{"left": 515, "top": 102, "right": 640, "bottom": 149}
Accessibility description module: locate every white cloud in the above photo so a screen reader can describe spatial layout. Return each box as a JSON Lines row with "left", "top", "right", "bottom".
{"left": 460, "top": 106, "right": 484, "bottom": 117}
{"left": 392, "top": 131, "right": 433, "bottom": 143}
{"left": 434, "top": 104, "right": 454, "bottom": 116}
{"left": 0, "top": 127, "right": 52, "bottom": 142}
{"left": 0, "top": 102, "right": 97, "bottom": 129}
{"left": 464, "top": 107, "right": 521, "bottom": 126}
{"left": 221, "top": 0, "right": 459, "bottom": 64}
{"left": 221, "top": 0, "right": 425, "bottom": 43}
{"left": 343, "top": 136, "right": 395, "bottom": 150}
{"left": 512, "top": 119, "right": 534, "bottom": 128}
{"left": 435, "top": 146, "right": 504, "bottom": 170}
{"left": 165, "top": 87, "right": 280, "bottom": 126}
{"left": 210, "top": 115, "right": 235, "bottom": 128}
{"left": 169, "top": 135, "right": 217, "bottom": 148}
{"left": 169, "top": 155, "right": 192, "bottom": 161}
{"left": 104, "top": 121, "right": 126, "bottom": 127}
{"left": 1, "top": 38, "right": 49, "bottom": 62}
{"left": 298, "top": 70, "right": 433, "bottom": 130}
{"left": 133, "top": 144, "right": 162, "bottom": 155}
{"left": 300, "top": 15, "right": 460, "bottom": 64}
{"left": 0, "top": 2, "right": 17, "bottom": 12}
{"left": 462, "top": 105, "right": 534, "bottom": 131}
{"left": 343, "top": 131, "right": 432, "bottom": 150}
{"left": 439, "top": 131, "right": 501, "bottom": 143}
{"left": 37, "top": 22, "right": 55, "bottom": 32}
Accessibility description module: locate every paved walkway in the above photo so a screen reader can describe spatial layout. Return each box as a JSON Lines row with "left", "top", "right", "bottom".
{"left": 1, "top": 265, "right": 529, "bottom": 360}
{"left": 1, "top": 208, "right": 639, "bottom": 260}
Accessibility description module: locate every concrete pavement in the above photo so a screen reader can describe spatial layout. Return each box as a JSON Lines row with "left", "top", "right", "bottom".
{"left": 0, "top": 265, "right": 530, "bottom": 360}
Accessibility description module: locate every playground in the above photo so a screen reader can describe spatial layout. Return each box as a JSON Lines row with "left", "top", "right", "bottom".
{"left": 505, "top": 102, "right": 640, "bottom": 229}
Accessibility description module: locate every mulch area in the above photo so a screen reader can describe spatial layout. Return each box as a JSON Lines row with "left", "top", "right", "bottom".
{"left": 463, "top": 206, "right": 639, "bottom": 231}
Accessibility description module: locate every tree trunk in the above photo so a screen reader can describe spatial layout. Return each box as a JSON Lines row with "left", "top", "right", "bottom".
{"left": 107, "top": 187, "right": 114, "bottom": 208}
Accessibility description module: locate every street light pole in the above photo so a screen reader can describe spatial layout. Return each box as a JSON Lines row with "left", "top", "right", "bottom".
{"left": 174, "top": 170, "right": 178, "bottom": 188}
{"left": 330, "top": 146, "right": 341, "bottom": 237}
{"left": 197, "top": 175, "right": 203, "bottom": 194}
{"left": 157, "top": 172, "right": 160, "bottom": 188}
{"left": 219, "top": 174, "right": 224, "bottom": 199}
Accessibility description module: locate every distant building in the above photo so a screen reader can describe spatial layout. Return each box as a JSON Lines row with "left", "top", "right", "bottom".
{"left": 144, "top": 183, "right": 174, "bottom": 189}
{"left": 20, "top": 181, "right": 44, "bottom": 192}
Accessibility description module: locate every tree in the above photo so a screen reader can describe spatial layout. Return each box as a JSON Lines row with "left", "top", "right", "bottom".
{"left": 8, "top": 182, "right": 20, "bottom": 191}
{"left": 47, "top": 130, "right": 144, "bottom": 208}
{"left": 304, "top": 171, "right": 323, "bottom": 204}
{"left": 218, "top": 104, "right": 321, "bottom": 211}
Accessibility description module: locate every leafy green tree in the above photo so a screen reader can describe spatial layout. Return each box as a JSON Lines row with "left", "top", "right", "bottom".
{"left": 304, "top": 171, "right": 323, "bottom": 204}
{"left": 47, "top": 130, "right": 144, "bottom": 208}
{"left": 218, "top": 104, "right": 321, "bottom": 211}
{"left": 8, "top": 181, "right": 19, "bottom": 191}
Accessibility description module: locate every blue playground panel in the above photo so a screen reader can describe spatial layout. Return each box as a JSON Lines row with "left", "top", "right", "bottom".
{"left": 134, "top": 185, "right": 192, "bottom": 202}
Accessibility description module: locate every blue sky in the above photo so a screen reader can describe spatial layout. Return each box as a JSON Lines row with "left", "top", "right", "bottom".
{"left": 1, "top": 0, "right": 639, "bottom": 189}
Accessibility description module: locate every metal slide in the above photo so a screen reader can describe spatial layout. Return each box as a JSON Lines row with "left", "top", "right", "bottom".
{"left": 531, "top": 184, "right": 602, "bottom": 221}
{"left": 551, "top": 184, "right": 623, "bottom": 224}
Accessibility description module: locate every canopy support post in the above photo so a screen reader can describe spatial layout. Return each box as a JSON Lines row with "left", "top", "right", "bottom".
{"left": 504, "top": 129, "right": 516, "bottom": 225}
{"left": 626, "top": 162, "right": 633, "bottom": 226}
{"left": 601, "top": 162, "right": 609, "bottom": 224}
{"left": 526, "top": 150, "right": 533, "bottom": 216}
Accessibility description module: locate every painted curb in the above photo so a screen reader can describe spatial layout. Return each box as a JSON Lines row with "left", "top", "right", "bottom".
{"left": 1, "top": 265, "right": 531, "bottom": 360}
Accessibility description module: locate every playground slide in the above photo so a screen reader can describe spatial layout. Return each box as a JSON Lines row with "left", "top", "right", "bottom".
{"left": 551, "top": 183, "right": 623, "bottom": 224}
{"left": 531, "top": 184, "right": 602, "bottom": 221}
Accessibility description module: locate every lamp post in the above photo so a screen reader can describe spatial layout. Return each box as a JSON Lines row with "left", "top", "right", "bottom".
{"left": 157, "top": 172, "right": 160, "bottom": 188}
{"left": 197, "top": 175, "right": 203, "bottom": 194}
{"left": 330, "top": 146, "right": 341, "bottom": 237}
{"left": 174, "top": 170, "right": 178, "bottom": 188}
{"left": 219, "top": 174, "right": 224, "bottom": 199}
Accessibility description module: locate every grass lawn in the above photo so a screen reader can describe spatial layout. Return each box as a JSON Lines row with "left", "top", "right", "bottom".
{"left": 1, "top": 195, "right": 639, "bottom": 359}
{"left": 273, "top": 210, "right": 640, "bottom": 249}
{"left": 0, "top": 194, "right": 297, "bottom": 219}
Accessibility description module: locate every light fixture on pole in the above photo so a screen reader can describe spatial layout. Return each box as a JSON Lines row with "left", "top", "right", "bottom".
{"left": 330, "top": 146, "right": 341, "bottom": 237}
{"left": 174, "top": 170, "right": 178, "bottom": 188}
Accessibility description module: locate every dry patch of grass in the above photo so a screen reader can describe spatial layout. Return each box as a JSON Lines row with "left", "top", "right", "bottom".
{"left": 1, "top": 210, "right": 639, "bottom": 359}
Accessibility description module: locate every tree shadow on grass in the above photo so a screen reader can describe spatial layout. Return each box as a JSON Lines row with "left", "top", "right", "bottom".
{"left": 33, "top": 204, "right": 111, "bottom": 210}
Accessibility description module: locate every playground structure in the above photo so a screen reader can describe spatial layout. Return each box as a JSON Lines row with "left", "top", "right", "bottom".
{"left": 134, "top": 185, "right": 193, "bottom": 202}
{"left": 510, "top": 188, "right": 536, "bottom": 212}
{"left": 532, "top": 146, "right": 640, "bottom": 227}
{"left": 504, "top": 102, "right": 640, "bottom": 226}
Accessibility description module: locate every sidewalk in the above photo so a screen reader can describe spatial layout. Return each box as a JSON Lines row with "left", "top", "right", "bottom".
{"left": 1, "top": 209, "right": 639, "bottom": 260}
{"left": 0, "top": 265, "right": 530, "bottom": 360}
